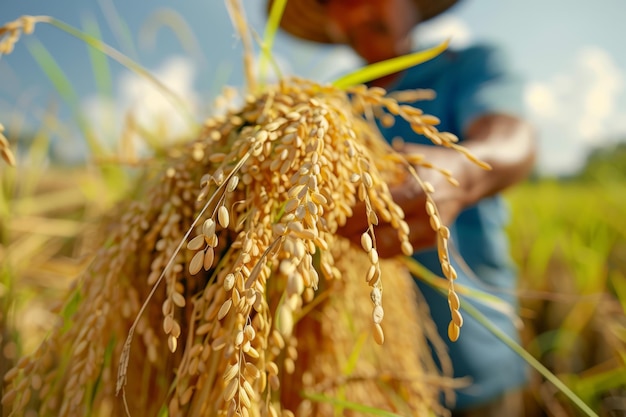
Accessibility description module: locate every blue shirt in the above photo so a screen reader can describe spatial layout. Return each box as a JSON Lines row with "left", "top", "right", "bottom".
{"left": 378, "top": 44, "right": 528, "bottom": 410}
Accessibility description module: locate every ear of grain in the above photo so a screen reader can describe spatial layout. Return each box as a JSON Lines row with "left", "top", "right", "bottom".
{"left": 1, "top": 66, "right": 485, "bottom": 415}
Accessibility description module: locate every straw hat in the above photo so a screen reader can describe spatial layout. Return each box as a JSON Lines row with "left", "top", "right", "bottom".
{"left": 268, "top": 0, "right": 458, "bottom": 44}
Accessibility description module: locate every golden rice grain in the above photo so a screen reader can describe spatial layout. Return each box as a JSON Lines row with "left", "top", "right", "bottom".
{"left": 369, "top": 248, "right": 379, "bottom": 264}
{"left": 167, "top": 335, "right": 178, "bottom": 353}
{"left": 203, "top": 247, "right": 215, "bottom": 270}
{"left": 218, "top": 205, "right": 230, "bottom": 228}
{"left": 1, "top": 145, "right": 16, "bottom": 166}
{"left": 373, "top": 322, "right": 385, "bottom": 345}
{"left": 447, "top": 322, "right": 460, "bottom": 342}
{"left": 188, "top": 250, "right": 204, "bottom": 275}
{"left": 448, "top": 291, "right": 460, "bottom": 311}
{"left": 217, "top": 299, "right": 233, "bottom": 320}
{"left": 224, "top": 273, "right": 236, "bottom": 291}
{"left": 445, "top": 264, "right": 458, "bottom": 281}
{"left": 172, "top": 292, "right": 186, "bottom": 308}
{"left": 223, "top": 378, "right": 238, "bottom": 402}
{"left": 223, "top": 362, "right": 240, "bottom": 381}
{"left": 401, "top": 241, "right": 414, "bottom": 256}
{"left": 372, "top": 305, "right": 384, "bottom": 324}
{"left": 246, "top": 346, "right": 260, "bottom": 359}
{"left": 451, "top": 309, "right": 464, "bottom": 328}
{"left": 163, "top": 315, "right": 174, "bottom": 334}
{"left": 239, "top": 385, "right": 252, "bottom": 408}
{"left": 202, "top": 218, "right": 216, "bottom": 238}
{"left": 211, "top": 335, "right": 228, "bottom": 351}
{"left": 429, "top": 215, "right": 441, "bottom": 232}
{"left": 360, "top": 232, "right": 373, "bottom": 252}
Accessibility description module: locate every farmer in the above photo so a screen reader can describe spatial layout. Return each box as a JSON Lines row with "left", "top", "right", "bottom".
{"left": 268, "top": 0, "right": 537, "bottom": 416}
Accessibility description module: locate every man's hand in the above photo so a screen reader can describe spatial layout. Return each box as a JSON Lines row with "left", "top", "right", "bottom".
{"left": 336, "top": 113, "right": 536, "bottom": 258}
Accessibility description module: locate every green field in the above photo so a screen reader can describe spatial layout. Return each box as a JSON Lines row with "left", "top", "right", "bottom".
{"left": 505, "top": 177, "right": 626, "bottom": 415}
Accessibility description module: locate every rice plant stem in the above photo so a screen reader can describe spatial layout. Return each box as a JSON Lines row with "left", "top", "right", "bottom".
{"left": 259, "top": 0, "right": 287, "bottom": 88}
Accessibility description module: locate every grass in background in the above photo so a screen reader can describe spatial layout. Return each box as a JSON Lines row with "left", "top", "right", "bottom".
{"left": 505, "top": 171, "right": 626, "bottom": 415}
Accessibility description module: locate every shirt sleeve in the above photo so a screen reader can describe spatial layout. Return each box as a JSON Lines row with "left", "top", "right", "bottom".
{"left": 453, "top": 44, "right": 525, "bottom": 136}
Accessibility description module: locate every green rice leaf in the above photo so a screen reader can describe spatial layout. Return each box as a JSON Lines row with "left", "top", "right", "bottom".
{"left": 332, "top": 40, "right": 448, "bottom": 89}
{"left": 26, "top": 38, "right": 106, "bottom": 156}
{"left": 259, "top": 0, "right": 287, "bottom": 87}
{"left": 82, "top": 15, "right": 113, "bottom": 99}
{"left": 139, "top": 8, "right": 205, "bottom": 64}
{"left": 97, "top": 0, "right": 139, "bottom": 60}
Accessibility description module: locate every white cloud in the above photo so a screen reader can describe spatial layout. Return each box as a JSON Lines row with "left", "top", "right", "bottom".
{"left": 414, "top": 15, "right": 473, "bottom": 49}
{"left": 524, "top": 46, "right": 626, "bottom": 175}
{"left": 78, "top": 55, "right": 199, "bottom": 159}
{"left": 119, "top": 56, "right": 199, "bottom": 138}
{"left": 577, "top": 48, "right": 624, "bottom": 142}
{"left": 524, "top": 82, "right": 558, "bottom": 119}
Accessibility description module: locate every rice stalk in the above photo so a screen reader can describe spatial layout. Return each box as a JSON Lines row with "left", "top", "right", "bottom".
{"left": 138, "top": 8, "right": 206, "bottom": 65}
{"left": 1, "top": 72, "right": 483, "bottom": 416}
{"left": 0, "top": 11, "right": 490, "bottom": 417}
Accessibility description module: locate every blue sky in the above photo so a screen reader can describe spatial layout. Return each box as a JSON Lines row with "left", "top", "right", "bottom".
{"left": 1, "top": 0, "right": 625, "bottom": 175}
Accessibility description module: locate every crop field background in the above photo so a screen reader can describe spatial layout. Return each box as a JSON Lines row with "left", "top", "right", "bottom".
{"left": 505, "top": 161, "right": 626, "bottom": 416}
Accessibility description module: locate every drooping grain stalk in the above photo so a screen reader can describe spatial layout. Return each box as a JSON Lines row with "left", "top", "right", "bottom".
{"left": 2, "top": 72, "right": 475, "bottom": 416}
{"left": 0, "top": 11, "right": 487, "bottom": 417}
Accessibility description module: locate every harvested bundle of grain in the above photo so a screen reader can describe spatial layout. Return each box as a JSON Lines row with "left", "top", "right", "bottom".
{"left": 2, "top": 72, "right": 474, "bottom": 416}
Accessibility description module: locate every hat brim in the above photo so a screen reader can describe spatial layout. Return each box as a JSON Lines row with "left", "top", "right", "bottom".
{"left": 268, "top": 0, "right": 459, "bottom": 44}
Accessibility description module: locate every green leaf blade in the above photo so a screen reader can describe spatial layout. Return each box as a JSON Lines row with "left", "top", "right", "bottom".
{"left": 332, "top": 40, "right": 449, "bottom": 89}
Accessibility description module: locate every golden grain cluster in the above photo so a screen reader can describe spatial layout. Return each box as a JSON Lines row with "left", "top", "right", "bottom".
{"left": 1, "top": 16, "right": 481, "bottom": 413}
